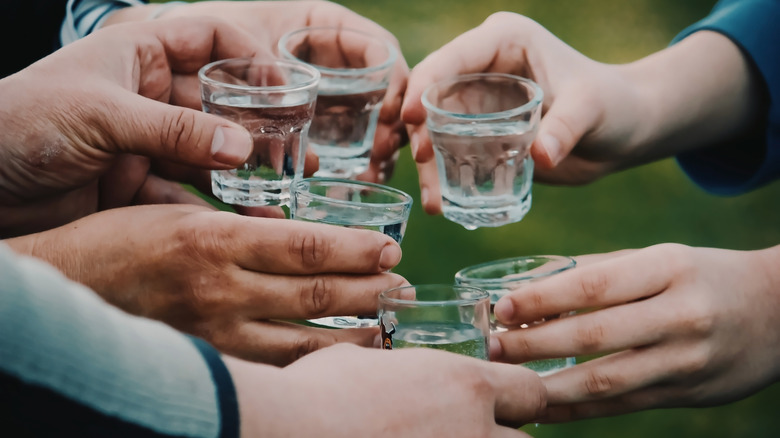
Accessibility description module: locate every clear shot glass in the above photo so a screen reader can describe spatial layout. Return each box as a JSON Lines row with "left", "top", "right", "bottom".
{"left": 422, "top": 73, "right": 543, "bottom": 230}
{"left": 455, "top": 255, "right": 577, "bottom": 375}
{"left": 278, "top": 26, "right": 397, "bottom": 179}
{"left": 199, "top": 58, "right": 320, "bottom": 206}
{"left": 290, "top": 177, "right": 413, "bottom": 329}
{"left": 378, "top": 284, "right": 491, "bottom": 360}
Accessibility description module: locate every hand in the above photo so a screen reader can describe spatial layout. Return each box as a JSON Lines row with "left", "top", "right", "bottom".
{"left": 489, "top": 243, "right": 780, "bottom": 421}
{"left": 227, "top": 343, "right": 547, "bottom": 437}
{"left": 0, "top": 17, "right": 280, "bottom": 237}
{"left": 401, "top": 12, "right": 760, "bottom": 214}
{"left": 110, "top": 0, "right": 411, "bottom": 183}
{"left": 6, "top": 204, "right": 407, "bottom": 366}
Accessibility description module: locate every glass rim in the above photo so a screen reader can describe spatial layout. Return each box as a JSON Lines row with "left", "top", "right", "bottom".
{"left": 277, "top": 26, "right": 398, "bottom": 76}
{"left": 454, "top": 255, "right": 576, "bottom": 286}
{"left": 291, "top": 177, "right": 413, "bottom": 208}
{"left": 379, "top": 284, "right": 490, "bottom": 307}
{"left": 198, "top": 57, "right": 321, "bottom": 92}
{"left": 421, "top": 73, "right": 543, "bottom": 121}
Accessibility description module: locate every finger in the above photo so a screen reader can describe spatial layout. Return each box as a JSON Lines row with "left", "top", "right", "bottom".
{"left": 494, "top": 248, "right": 672, "bottom": 326}
{"left": 369, "top": 119, "right": 405, "bottom": 178}
{"left": 490, "top": 426, "right": 532, "bottom": 438}
{"left": 133, "top": 174, "right": 216, "bottom": 209}
{"left": 530, "top": 92, "right": 602, "bottom": 169}
{"left": 541, "top": 348, "right": 680, "bottom": 407}
{"left": 486, "top": 361, "right": 548, "bottom": 425}
{"left": 153, "top": 16, "right": 266, "bottom": 76}
{"left": 235, "top": 271, "right": 408, "bottom": 320}
{"left": 492, "top": 298, "right": 672, "bottom": 364}
{"left": 379, "top": 60, "right": 409, "bottom": 125}
{"left": 571, "top": 249, "right": 638, "bottom": 267}
{"left": 540, "top": 382, "right": 683, "bottom": 423}
{"left": 401, "top": 24, "right": 509, "bottom": 127}
{"left": 416, "top": 155, "right": 442, "bottom": 215}
{"left": 230, "top": 218, "right": 402, "bottom": 274}
{"left": 234, "top": 205, "right": 287, "bottom": 219}
{"left": 226, "top": 320, "right": 380, "bottom": 366}
{"left": 105, "top": 92, "right": 253, "bottom": 169}
{"left": 408, "top": 122, "right": 435, "bottom": 163}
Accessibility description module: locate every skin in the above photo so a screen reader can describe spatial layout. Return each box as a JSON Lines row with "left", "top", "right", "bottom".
{"left": 401, "top": 11, "right": 780, "bottom": 421}
{"left": 105, "top": 0, "right": 411, "bottom": 184}
{"left": 401, "top": 12, "right": 762, "bottom": 214}
{"left": 0, "top": 18, "right": 406, "bottom": 365}
{"left": 6, "top": 204, "right": 406, "bottom": 366}
{"left": 226, "top": 343, "right": 547, "bottom": 438}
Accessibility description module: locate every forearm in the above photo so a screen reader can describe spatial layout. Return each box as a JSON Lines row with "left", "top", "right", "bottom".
{"left": 618, "top": 30, "right": 763, "bottom": 167}
{"left": 0, "top": 243, "right": 237, "bottom": 437}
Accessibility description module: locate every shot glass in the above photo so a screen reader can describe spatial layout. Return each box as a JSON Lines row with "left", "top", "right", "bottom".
{"left": 378, "top": 284, "right": 490, "bottom": 360}
{"left": 278, "top": 26, "right": 397, "bottom": 179}
{"left": 199, "top": 58, "right": 320, "bottom": 206}
{"left": 422, "top": 73, "right": 543, "bottom": 230}
{"left": 290, "top": 177, "right": 413, "bottom": 329}
{"left": 455, "top": 255, "right": 577, "bottom": 375}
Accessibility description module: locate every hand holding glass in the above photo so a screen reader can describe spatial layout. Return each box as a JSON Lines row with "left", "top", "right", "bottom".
{"left": 422, "top": 73, "right": 542, "bottom": 229}
{"left": 199, "top": 58, "right": 319, "bottom": 206}
{"left": 455, "top": 255, "right": 576, "bottom": 375}
{"left": 290, "top": 177, "right": 413, "bottom": 328}
{"left": 279, "top": 26, "right": 397, "bottom": 179}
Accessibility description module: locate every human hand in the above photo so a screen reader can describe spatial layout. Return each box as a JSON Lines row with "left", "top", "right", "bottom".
{"left": 6, "top": 204, "right": 407, "bottom": 366}
{"left": 227, "top": 343, "right": 547, "bottom": 437}
{"left": 0, "top": 17, "right": 285, "bottom": 237}
{"left": 401, "top": 12, "right": 758, "bottom": 214}
{"left": 111, "top": 0, "right": 410, "bottom": 183}
{"left": 489, "top": 243, "right": 780, "bottom": 421}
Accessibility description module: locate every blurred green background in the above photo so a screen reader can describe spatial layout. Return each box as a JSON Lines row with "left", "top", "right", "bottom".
{"left": 187, "top": 0, "right": 780, "bottom": 436}
{"left": 330, "top": 1, "right": 780, "bottom": 437}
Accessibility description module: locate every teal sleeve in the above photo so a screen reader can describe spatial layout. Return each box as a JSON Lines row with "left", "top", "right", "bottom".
{"left": 672, "top": 0, "right": 780, "bottom": 195}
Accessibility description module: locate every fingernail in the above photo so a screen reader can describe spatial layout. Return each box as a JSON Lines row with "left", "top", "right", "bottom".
{"left": 489, "top": 335, "right": 503, "bottom": 360}
{"left": 373, "top": 334, "right": 382, "bottom": 349}
{"left": 211, "top": 126, "right": 252, "bottom": 165}
{"left": 494, "top": 298, "right": 514, "bottom": 324}
{"left": 410, "top": 133, "right": 419, "bottom": 159}
{"left": 421, "top": 187, "right": 429, "bottom": 207}
{"left": 379, "top": 243, "right": 402, "bottom": 270}
{"left": 540, "top": 134, "right": 561, "bottom": 166}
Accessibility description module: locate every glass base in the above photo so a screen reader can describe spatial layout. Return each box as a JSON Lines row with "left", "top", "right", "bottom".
{"left": 307, "top": 316, "right": 379, "bottom": 329}
{"left": 442, "top": 193, "right": 532, "bottom": 230}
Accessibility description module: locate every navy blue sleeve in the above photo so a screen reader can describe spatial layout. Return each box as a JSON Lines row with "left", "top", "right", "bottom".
{"left": 188, "top": 336, "right": 240, "bottom": 438}
{"left": 672, "top": 0, "right": 780, "bottom": 195}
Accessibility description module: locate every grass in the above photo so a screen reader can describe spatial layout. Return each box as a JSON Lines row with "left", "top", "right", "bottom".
{"left": 331, "top": 1, "right": 780, "bottom": 437}
{"left": 182, "top": 0, "right": 780, "bottom": 436}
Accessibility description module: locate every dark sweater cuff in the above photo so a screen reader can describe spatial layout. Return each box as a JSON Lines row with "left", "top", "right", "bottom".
{"left": 187, "top": 336, "right": 240, "bottom": 438}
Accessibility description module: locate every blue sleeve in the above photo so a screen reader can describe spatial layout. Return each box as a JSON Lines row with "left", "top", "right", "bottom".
{"left": 671, "top": 0, "right": 780, "bottom": 195}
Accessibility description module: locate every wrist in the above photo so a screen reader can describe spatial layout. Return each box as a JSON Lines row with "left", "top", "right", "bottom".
{"left": 619, "top": 31, "right": 761, "bottom": 162}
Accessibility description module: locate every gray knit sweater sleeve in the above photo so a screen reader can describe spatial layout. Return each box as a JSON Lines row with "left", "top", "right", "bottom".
{"left": 0, "top": 243, "right": 238, "bottom": 437}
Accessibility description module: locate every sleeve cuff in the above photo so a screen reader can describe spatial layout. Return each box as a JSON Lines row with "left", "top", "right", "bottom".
{"left": 672, "top": 0, "right": 780, "bottom": 195}
{"left": 187, "top": 336, "right": 240, "bottom": 438}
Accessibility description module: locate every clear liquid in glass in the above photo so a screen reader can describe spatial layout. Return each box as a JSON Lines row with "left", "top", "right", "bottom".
{"left": 429, "top": 121, "right": 536, "bottom": 229}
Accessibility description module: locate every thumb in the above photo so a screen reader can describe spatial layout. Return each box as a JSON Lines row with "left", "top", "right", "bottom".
{"left": 111, "top": 93, "right": 253, "bottom": 169}
{"left": 530, "top": 97, "right": 594, "bottom": 170}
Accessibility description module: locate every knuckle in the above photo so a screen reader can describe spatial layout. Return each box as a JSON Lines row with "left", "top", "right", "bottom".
{"left": 299, "top": 276, "right": 333, "bottom": 317}
{"left": 159, "top": 110, "right": 199, "bottom": 157}
{"left": 578, "top": 270, "right": 609, "bottom": 302}
{"left": 583, "top": 369, "right": 616, "bottom": 397}
{"left": 289, "top": 334, "right": 322, "bottom": 364}
{"left": 675, "top": 345, "right": 712, "bottom": 376}
{"left": 573, "top": 322, "right": 607, "bottom": 353}
{"left": 288, "top": 230, "right": 332, "bottom": 269}
{"left": 503, "top": 333, "right": 534, "bottom": 362}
